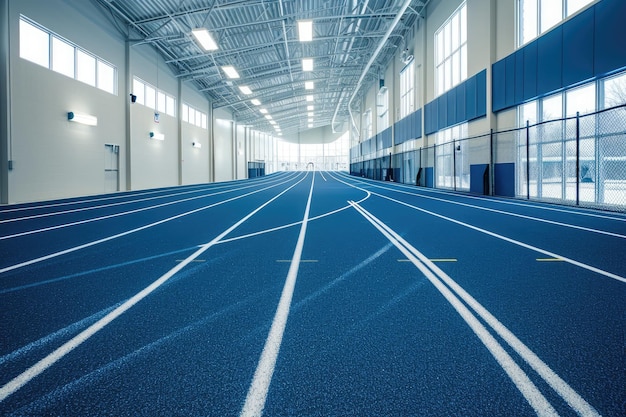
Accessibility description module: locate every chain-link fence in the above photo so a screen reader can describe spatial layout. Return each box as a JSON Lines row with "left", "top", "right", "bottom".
{"left": 350, "top": 104, "right": 626, "bottom": 211}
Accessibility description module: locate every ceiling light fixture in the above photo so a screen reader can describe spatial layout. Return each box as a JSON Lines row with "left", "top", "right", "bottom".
{"left": 251, "top": 99, "right": 261, "bottom": 105}
{"left": 302, "top": 58, "right": 313, "bottom": 71}
{"left": 305, "top": 81, "right": 314, "bottom": 90}
{"left": 265, "top": 115, "right": 272, "bottom": 120}
{"left": 259, "top": 108, "right": 268, "bottom": 114}
{"left": 239, "top": 86, "right": 252, "bottom": 95}
{"left": 191, "top": 28, "right": 218, "bottom": 51}
{"left": 222, "top": 65, "right": 240, "bottom": 79}
{"left": 298, "top": 20, "right": 313, "bottom": 42}
{"left": 307, "top": 105, "right": 314, "bottom": 111}
{"left": 306, "top": 95, "right": 314, "bottom": 102}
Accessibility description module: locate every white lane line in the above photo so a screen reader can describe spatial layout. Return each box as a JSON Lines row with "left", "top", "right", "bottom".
{"left": 0, "top": 171, "right": 290, "bottom": 215}
{"left": 217, "top": 174, "right": 371, "bottom": 245}
{"left": 240, "top": 171, "right": 316, "bottom": 417}
{"left": 350, "top": 202, "right": 601, "bottom": 417}
{"left": 344, "top": 176, "right": 626, "bottom": 239}
{"left": 0, "top": 173, "right": 294, "bottom": 224}
{"left": 349, "top": 201, "right": 559, "bottom": 417}
{"left": 0, "top": 173, "right": 298, "bottom": 239}
{"left": 337, "top": 172, "right": 626, "bottom": 222}
{"left": 339, "top": 178, "right": 625, "bottom": 284}
{"left": 0, "top": 172, "right": 309, "bottom": 403}
{"left": 319, "top": 171, "right": 327, "bottom": 181}
{"left": 0, "top": 173, "right": 305, "bottom": 275}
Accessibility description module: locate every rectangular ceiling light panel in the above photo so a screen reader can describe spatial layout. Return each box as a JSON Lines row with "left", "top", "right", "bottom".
{"left": 298, "top": 20, "right": 313, "bottom": 42}
{"left": 239, "top": 86, "right": 252, "bottom": 95}
{"left": 222, "top": 65, "right": 240, "bottom": 79}
{"left": 305, "top": 81, "right": 314, "bottom": 90}
{"left": 192, "top": 29, "right": 218, "bottom": 51}
{"left": 302, "top": 58, "right": 313, "bottom": 71}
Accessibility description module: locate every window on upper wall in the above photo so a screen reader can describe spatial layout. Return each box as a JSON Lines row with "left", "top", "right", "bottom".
{"left": 377, "top": 87, "right": 389, "bottom": 132}
{"left": 434, "top": 2, "right": 467, "bottom": 97}
{"left": 363, "top": 109, "right": 372, "bottom": 140}
{"left": 19, "top": 16, "right": 117, "bottom": 94}
{"left": 518, "top": 0, "right": 596, "bottom": 46}
{"left": 602, "top": 71, "right": 626, "bottom": 109}
{"left": 182, "top": 102, "right": 208, "bottom": 129}
{"left": 133, "top": 77, "right": 177, "bottom": 117}
{"left": 399, "top": 60, "right": 415, "bottom": 118}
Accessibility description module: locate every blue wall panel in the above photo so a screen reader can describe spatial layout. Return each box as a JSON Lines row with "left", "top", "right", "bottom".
{"left": 563, "top": 7, "right": 594, "bottom": 86}
{"left": 470, "top": 164, "right": 489, "bottom": 194}
{"left": 425, "top": 167, "right": 434, "bottom": 188}
{"left": 437, "top": 96, "right": 447, "bottom": 129}
{"left": 447, "top": 88, "right": 457, "bottom": 125}
{"left": 537, "top": 27, "right": 562, "bottom": 95}
{"left": 504, "top": 55, "right": 516, "bottom": 108}
{"left": 382, "top": 127, "right": 392, "bottom": 149}
{"left": 465, "top": 75, "right": 477, "bottom": 120}
{"left": 515, "top": 50, "right": 525, "bottom": 104}
{"left": 494, "top": 162, "right": 515, "bottom": 197}
{"left": 523, "top": 40, "right": 538, "bottom": 101}
{"left": 475, "top": 70, "right": 487, "bottom": 118}
{"left": 424, "top": 101, "right": 436, "bottom": 135}
{"left": 595, "top": 0, "right": 626, "bottom": 76}
{"left": 456, "top": 84, "right": 466, "bottom": 125}
{"left": 492, "top": 59, "right": 506, "bottom": 112}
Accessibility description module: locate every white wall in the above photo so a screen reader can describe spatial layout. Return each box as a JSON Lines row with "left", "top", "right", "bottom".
{"left": 6, "top": 0, "right": 126, "bottom": 202}
{"left": 1, "top": 0, "right": 220, "bottom": 203}
{"left": 213, "top": 108, "right": 234, "bottom": 182}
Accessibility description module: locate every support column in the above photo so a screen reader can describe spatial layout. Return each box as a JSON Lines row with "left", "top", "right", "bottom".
{"left": 0, "top": 0, "right": 10, "bottom": 203}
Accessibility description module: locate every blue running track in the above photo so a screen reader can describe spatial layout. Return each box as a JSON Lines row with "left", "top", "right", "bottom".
{"left": 1, "top": 171, "right": 624, "bottom": 416}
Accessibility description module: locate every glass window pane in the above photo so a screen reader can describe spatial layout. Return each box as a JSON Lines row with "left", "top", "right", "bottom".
{"left": 76, "top": 49, "right": 96, "bottom": 86}
{"left": 540, "top": 0, "right": 562, "bottom": 34}
{"left": 189, "top": 108, "right": 196, "bottom": 125}
{"left": 451, "top": 13, "right": 460, "bottom": 52}
{"left": 567, "top": 0, "right": 593, "bottom": 16}
{"left": 157, "top": 92, "right": 166, "bottom": 113}
{"left": 52, "top": 37, "right": 74, "bottom": 78}
{"left": 20, "top": 19, "right": 49, "bottom": 68}
{"left": 520, "top": 100, "right": 538, "bottom": 125}
{"left": 182, "top": 104, "right": 189, "bottom": 122}
{"left": 603, "top": 71, "right": 626, "bottom": 108}
{"left": 460, "top": 4, "right": 467, "bottom": 44}
{"left": 436, "top": 32, "right": 444, "bottom": 65}
{"left": 452, "top": 50, "right": 460, "bottom": 87}
{"left": 201, "top": 113, "right": 207, "bottom": 129}
{"left": 461, "top": 45, "right": 468, "bottom": 82}
{"left": 444, "top": 23, "right": 451, "bottom": 57}
{"left": 133, "top": 79, "right": 145, "bottom": 105}
{"left": 145, "top": 85, "right": 156, "bottom": 109}
{"left": 542, "top": 93, "right": 562, "bottom": 121}
{"left": 97, "top": 60, "right": 115, "bottom": 94}
{"left": 520, "top": 0, "right": 538, "bottom": 45}
{"left": 566, "top": 83, "right": 596, "bottom": 117}
{"left": 166, "top": 96, "right": 176, "bottom": 117}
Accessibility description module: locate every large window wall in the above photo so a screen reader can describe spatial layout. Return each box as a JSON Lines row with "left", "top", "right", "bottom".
{"left": 399, "top": 61, "right": 415, "bottom": 119}
{"left": 276, "top": 131, "right": 349, "bottom": 172}
{"left": 434, "top": 2, "right": 467, "bottom": 97}
{"left": 518, "top": 0, "right": 596, "bottom": 46}
{"left": 436, "top": 123, "right": 469, "bottom": 190}
{"left": 517, "top": 70, "right": 626, "bottom": 205}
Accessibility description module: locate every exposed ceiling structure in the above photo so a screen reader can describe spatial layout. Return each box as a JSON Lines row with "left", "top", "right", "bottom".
{"left": 92, "top": 0, "right": 428, "bottom": 138}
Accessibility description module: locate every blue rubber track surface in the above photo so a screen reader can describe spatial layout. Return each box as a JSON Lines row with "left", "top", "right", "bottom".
{"left": 0, "top": 171, "right": 624, "bottom": 416}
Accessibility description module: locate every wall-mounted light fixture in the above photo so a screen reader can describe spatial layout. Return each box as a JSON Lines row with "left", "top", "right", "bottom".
{"left": 130, "top": 93, "right": 137, "bottom": 103}
{"left": 67, "top": 111, "right": 98, "bottom": 126}
{"left": 192, "top": 141, "right": 202, "bottom": 148}
{"left": 149, "top": 132, "right": 165, "bottom": 140}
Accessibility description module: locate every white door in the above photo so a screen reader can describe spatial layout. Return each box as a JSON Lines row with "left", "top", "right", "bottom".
{"left": 104, "top": 144, "right": 120, "bottom": 192}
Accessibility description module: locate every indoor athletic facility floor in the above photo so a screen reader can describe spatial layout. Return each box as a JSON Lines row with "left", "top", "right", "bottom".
{"left": 1, "top": 171, "right": 624, "bottom": 416}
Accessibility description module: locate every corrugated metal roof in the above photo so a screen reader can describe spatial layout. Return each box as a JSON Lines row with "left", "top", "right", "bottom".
{"left": 92, "top": 0, "right": 426, "bottom": 136}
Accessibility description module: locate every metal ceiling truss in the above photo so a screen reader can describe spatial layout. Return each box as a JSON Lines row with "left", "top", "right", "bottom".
{"left": 92, "top": 0, "right": 426, "bottom": 138}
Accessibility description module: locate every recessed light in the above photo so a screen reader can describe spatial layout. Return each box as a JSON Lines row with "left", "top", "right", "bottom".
{"left": 222, "top": 65, "right": 240, "bottom": 79}
{"left": 191, "top": 29, "right": 218, "bottom": 51}
{"left": 298, "top": 20, "right": 313, "bottom": 42}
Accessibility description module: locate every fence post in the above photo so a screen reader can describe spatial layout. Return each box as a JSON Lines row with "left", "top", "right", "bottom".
{"left": 433, "top": 144, "right": 437, "bottom": 189}
{"left": 490, "top": 129, "right": 494, "bottom": 196}
{"left": 576, "top": 112, "right": 580, "bottom": 206}
{"left": 526, "top": 120, "right": 530, "bottom": 200}
{"left": 453, "top": 140, "right": 457, "bottom": 191}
